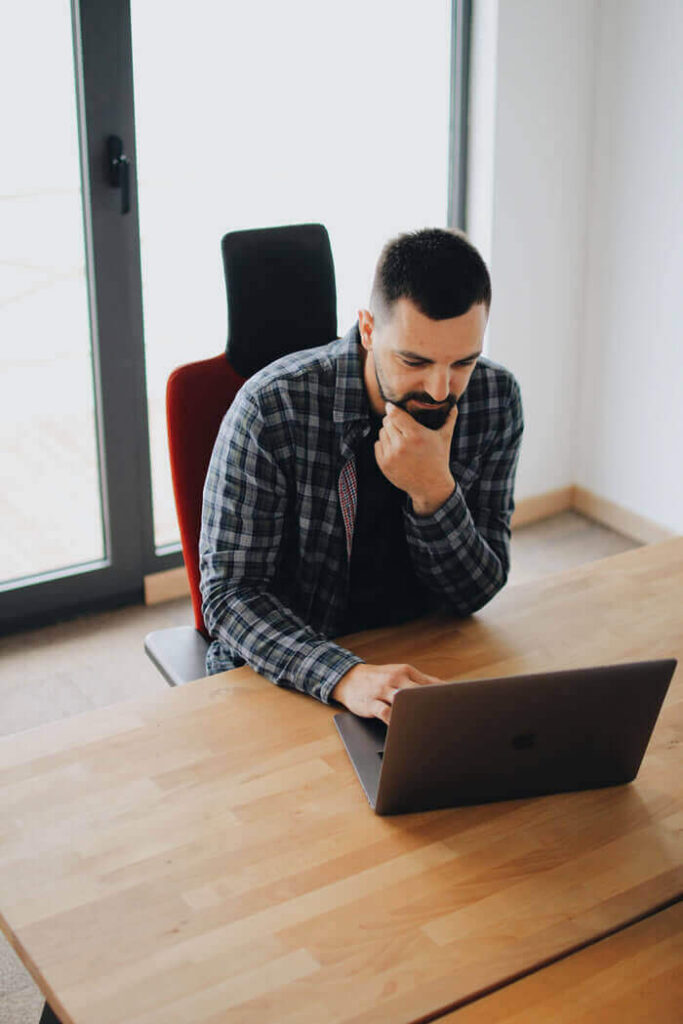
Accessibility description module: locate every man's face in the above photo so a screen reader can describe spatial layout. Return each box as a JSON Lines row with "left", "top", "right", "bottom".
{"left": 358, "top": 297, "right": 487, "bottom": 430}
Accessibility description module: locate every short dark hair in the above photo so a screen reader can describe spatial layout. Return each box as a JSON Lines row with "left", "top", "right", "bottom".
{"left": 370, "top": 227, "right": 491, "bottom": 323}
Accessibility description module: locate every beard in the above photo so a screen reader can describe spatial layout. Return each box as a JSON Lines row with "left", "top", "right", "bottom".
{"left": 374, "top": 363, "right": 458, "bottom": 431}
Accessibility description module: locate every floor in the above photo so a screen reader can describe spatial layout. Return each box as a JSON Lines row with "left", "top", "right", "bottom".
{"left": 0, "top": 511, "right": 642, "bottom": 1023}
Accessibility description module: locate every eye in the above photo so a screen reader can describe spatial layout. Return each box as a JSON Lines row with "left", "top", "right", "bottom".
{"left": 400, "top": 357, "right": 426, "bottom": 368}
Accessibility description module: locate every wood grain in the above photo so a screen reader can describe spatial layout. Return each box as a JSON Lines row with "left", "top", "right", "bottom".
{"left": 436, "top": 899, "right": 683, "bottom": 1022}
{"left": 0, "top": 539, "right": 681, "bottom": 1024}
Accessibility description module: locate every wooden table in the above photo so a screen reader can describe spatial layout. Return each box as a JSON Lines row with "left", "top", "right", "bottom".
{"left": 1, "top": 539, "right": 681, "bottom": 1024}
{"left": 437, "top": 898, "right": 683, "bottom": 1022}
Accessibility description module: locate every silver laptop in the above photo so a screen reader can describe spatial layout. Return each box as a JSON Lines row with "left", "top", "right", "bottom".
{"left": 334, "top": 659, "right": 677, "bottom": 815}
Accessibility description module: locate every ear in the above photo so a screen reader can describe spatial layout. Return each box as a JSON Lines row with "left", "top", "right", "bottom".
{"left": 357, "top": 309, "right": 374, "bottom": 352}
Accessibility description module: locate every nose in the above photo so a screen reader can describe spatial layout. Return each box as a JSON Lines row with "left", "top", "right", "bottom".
{"left": 425, "top": 366, "right": 450, "bottom": 403}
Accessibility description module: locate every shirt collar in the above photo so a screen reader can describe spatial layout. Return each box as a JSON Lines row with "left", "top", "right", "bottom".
{"left": 332, "top": 322, "right": 372, "bottom": 427}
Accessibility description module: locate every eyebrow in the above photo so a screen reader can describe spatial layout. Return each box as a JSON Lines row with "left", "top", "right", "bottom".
{"left": 397, "top": 349, "right": 482, "bottom": 366}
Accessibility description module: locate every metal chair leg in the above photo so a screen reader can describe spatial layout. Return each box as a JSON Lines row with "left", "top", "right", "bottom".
{"left": 39, "top": 1002, "right": 62, "bottom": 1024}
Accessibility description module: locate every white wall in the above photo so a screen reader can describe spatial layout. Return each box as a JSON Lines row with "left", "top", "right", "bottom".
{"left": 577, "top": 0, "right": 683, "bottom": 535}
{"left": 466, "top": 0, "right": 499, "bottom": 269}
{"left": 467, "top": 0, "right": 683, "bottom": 534}
{"left": 468, "top": 0, "right": 596, "bottom": 501}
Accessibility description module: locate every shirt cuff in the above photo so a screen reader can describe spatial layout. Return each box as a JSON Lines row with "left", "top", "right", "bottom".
{"left": 405, "top": 481, "right": 471, "bottom": 536}
{"left": 288, "top": 641, "right": 365, "bottom": 705}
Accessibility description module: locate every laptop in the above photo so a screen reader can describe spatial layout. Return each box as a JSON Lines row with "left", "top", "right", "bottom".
{"left": 333, "top": 659, "right": 677, "bottom": 815}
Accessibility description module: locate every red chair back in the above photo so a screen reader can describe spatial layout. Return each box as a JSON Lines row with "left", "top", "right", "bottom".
{"left": 166, "top": 354, "right": 245, "bottom": 635}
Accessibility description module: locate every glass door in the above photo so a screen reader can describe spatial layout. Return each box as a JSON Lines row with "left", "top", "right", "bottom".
{"left": 0, "top": 1, "right": 105, "bottom": 586}
{"left": 130, "top": 0, "right": 456, "bottom": 551}
{"left": 0, "top": 0, "right": 156, "bottom": 631}
{"left": 0, "top": 0, "right": 468, "bottom": 632}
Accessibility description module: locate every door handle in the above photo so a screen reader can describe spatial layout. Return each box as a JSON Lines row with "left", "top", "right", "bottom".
{"left": 107, "top": 135, "right": 131, "bottom": 214}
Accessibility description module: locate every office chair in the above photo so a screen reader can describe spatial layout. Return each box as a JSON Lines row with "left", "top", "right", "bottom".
{"left": 144, "top": 223, "right": 338, "bottom": 686}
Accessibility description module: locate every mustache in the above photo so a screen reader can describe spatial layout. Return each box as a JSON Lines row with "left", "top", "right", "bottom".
{"left": 400, "top": 392, "right": 458, "bottom": 408}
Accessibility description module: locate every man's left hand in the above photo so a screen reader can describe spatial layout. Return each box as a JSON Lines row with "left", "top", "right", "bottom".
{"left": 375, "top": 402, "right": 458, "bottom": 516}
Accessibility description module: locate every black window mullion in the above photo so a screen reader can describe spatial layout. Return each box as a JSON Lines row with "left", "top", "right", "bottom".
{"left": 78, "top": 0, "right": 158, "bottom": 584}
{"left": 448, "top": 0, "right": 472, "bottom": 231}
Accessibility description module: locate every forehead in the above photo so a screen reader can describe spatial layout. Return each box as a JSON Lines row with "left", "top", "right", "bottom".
{"left": 380, "top": 297, "right": 487, "bottom": 360}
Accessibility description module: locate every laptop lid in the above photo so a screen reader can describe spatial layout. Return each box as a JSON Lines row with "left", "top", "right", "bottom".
{"left": 334, "top": 659, "right": 677, "bottom": 816}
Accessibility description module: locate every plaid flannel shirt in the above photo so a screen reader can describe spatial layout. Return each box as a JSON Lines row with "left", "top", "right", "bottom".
{"left": 200, "top": 323, "right": 523, "bottom": 703}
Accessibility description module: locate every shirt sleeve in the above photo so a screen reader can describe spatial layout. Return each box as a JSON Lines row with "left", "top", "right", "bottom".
{"left": 199, "top": 390, "right": 362, "bottom": 704}
{"left": 403, "top": 374, "right": 524, "bottom": 616}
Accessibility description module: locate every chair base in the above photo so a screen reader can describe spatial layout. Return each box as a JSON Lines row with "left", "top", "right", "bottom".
{"left": 144, "top": 627, "right": 209, "bottom": 688}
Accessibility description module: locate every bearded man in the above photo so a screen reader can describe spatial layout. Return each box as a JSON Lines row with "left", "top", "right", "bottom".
{"left": 200, "top": 228, "right": 523, "bottom": 723}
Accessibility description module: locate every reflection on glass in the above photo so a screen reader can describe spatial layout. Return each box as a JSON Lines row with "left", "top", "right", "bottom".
{"left": 0, "top": 2, "right": 104, "bottom": 585}
{"left": 131, "top": 0, "right": 451, "bottom": 549}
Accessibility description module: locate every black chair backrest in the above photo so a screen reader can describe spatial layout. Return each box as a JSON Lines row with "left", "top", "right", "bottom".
{"left": 221, "top": 223, "right": 338, "bottom": 378}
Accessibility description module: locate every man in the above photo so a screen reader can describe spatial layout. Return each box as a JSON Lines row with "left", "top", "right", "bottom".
{"left": 200, "top": 228, "right": 523, "bottom": 724}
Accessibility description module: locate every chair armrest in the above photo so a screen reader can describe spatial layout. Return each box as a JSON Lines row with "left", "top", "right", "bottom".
{"left": 144, "top": 627, "right": 210, "bottom": 687}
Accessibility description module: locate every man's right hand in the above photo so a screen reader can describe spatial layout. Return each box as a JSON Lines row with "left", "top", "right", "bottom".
{"left": 331, "top": 663, "right": 442, "bottom": 724}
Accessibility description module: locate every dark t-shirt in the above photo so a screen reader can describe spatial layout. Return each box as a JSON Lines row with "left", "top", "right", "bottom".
{"left": 343, "top": 418, "right": 434, "bottom": 634}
